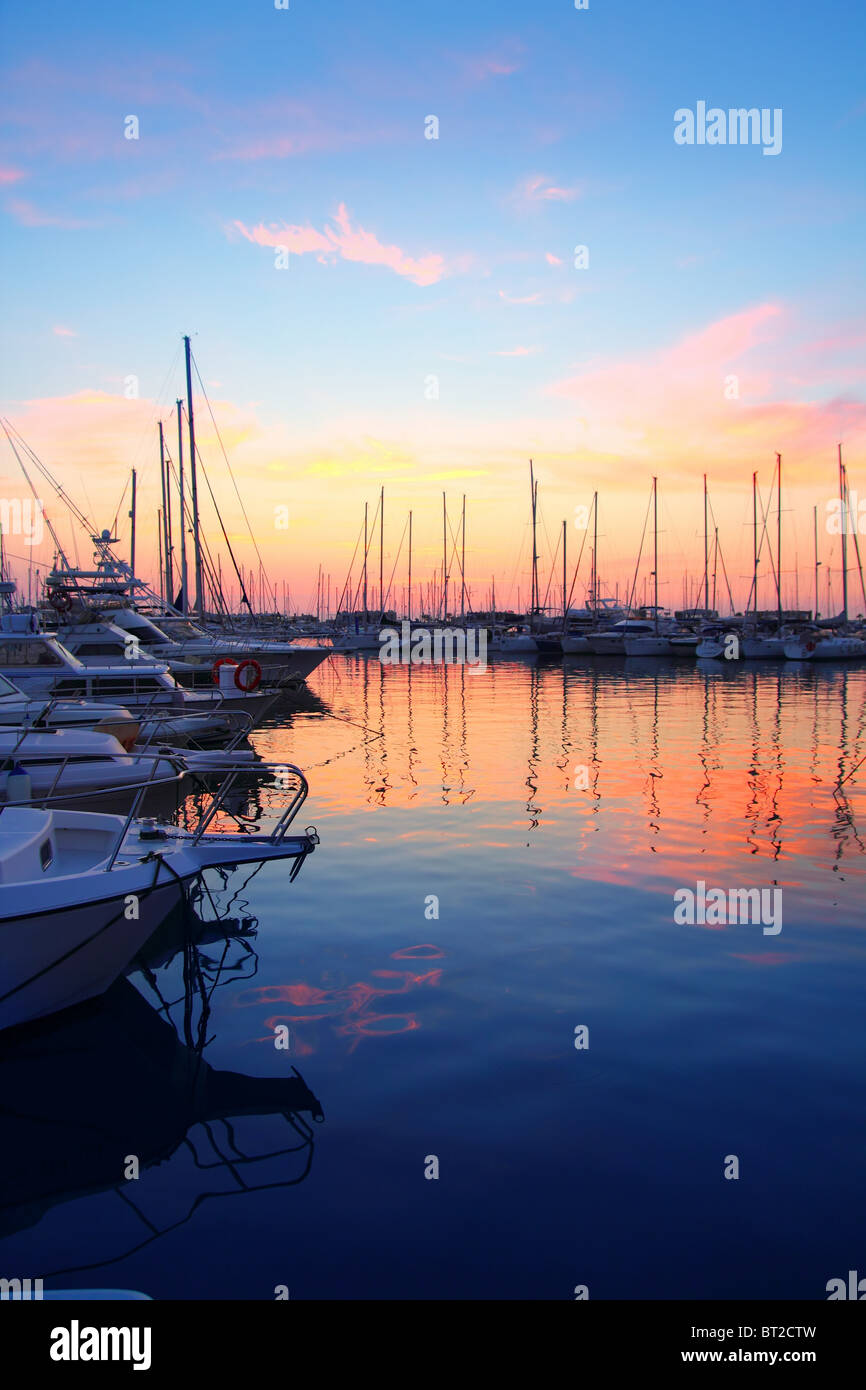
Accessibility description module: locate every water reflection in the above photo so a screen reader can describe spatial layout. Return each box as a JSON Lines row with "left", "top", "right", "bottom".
{"left": 277, "top": 655, "right": 866, "bottom": 879}
{"left": 0, "top": 884, "right": 324, "bottom": 1289}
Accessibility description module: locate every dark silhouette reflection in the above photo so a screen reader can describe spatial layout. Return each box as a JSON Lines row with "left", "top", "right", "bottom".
{"left": 0, "top": 883, "right": 324, "bottom": 1283}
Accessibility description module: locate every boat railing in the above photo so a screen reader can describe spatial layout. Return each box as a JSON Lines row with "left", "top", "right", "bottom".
{"left": 137, "top": 704, "right": 253, "bottom": 752}
{"left": 185, "top": 760, "right": 309, "bottom": 846}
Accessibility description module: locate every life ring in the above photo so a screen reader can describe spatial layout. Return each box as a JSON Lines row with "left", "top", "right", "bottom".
{"left": 212, "top": 657, "right": 237, "bottom": 685}
{"left": 50, "top": 589, "right": 72, "bottom": 613}
{"left": 234, "top": 658, "right": 262, "bottom": 693}
{"left": 805, "top": 640, "right": 816, "bottom": 652}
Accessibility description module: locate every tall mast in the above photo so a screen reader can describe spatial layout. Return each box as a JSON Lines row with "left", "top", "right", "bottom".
{"left": 562, "top": 518, "right": 567, "bottom": 623}
{"left": 442, "top": 491, "right": 448, "bottom": 621}
{"left": 751, "top": 470, "right": 758, "bottom": 629}
{"left": 177, "top": 399, "right": 188, "bottom": 614}
{"left": 363, "top": 502, "right": 368, "bottom": 622}
{"left": 183, "top": 335, "right": 204, "bottom": 617}
{"left": 703, "top": 473, "right": 709, "bottom": 612}
{"left": 158, "top": 422, "right": 172, "bottom": 607}
{"left": 157, "top": 509, "right": 163, "bottom": 605}
{"left": 839, "top": 443, "right": 848, "bottom": 624}
{"left": 129, "top": 468, "right": 137, "bottom": 587}
{"left": 652, "top": 475, "right": 658, "bottom": 632}
{"left": 461, "top": 494, "right": 466, "bottom": 621}
{"left": 379, "top": 485, "right": 384, "bottom": 617}
{"left": 592, "top": 490, "right": 598, "bottom": 619}
{"left": 776, "top": 453, "right": 782, "bottom": 631}
{"left": 813, "top": 505, "right": 820, "bottom": 622}
{"left": 408, "top": 510, "right": 413, "bottom": 623}
{"left": 529, "top": 459, "right": 537, "bottom": 625}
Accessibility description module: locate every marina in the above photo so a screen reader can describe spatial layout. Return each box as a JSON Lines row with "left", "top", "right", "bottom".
{"left": 1, "top": 0, "right": 864, "bottom": 1332}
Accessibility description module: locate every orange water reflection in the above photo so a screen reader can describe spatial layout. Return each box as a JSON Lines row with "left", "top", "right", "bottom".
{"left": 249, "top": 658, "right": 866, "bottom": 892}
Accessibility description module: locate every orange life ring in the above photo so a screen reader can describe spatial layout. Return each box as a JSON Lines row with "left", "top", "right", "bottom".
{"left": 212, "top": 657, "right": 237, "bottom": 685}
{"left": 234, "top": 658, "right": 262, "bottom": 693}
{"left": 50, "top": 590, "right": 72, "bottom": 613}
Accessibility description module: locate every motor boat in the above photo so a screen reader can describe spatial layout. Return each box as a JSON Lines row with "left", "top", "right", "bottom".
{"left": 0, "top": 758, "right": 318, "bottom": 1031}
{"left": 588, "top": 619, "right": 656, "bottom": 655}
{"left": 332, "top": 626, "right": 383, "bottom": 652}
{"left": 783, "top": 629, "right": 866, "bottom": 661}
{"left": 495, "top": 626, "right": 538, "bottom": 653}
{"left": 0, "top": 726, "right": 183, "bottom": 800}
{"left": 0, "top": 629, "right": 277, "bottom": 717}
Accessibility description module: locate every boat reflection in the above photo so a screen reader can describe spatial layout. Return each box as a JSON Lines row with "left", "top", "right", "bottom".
{"left": 0, "top": 883, "right": 324, "bottom": 1286}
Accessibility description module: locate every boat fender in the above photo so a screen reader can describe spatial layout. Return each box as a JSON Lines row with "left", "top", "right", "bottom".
{"left": 5, "top": 762, "right": 32, "bottom": 803}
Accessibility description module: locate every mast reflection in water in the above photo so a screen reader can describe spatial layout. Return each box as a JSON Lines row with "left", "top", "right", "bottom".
{"left": 2, "top": 656, "right": 864, "bottom": 1298}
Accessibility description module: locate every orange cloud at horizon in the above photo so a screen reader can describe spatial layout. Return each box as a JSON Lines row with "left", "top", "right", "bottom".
{"left": 2, "top": 302, "right": 864, "bottom": 612}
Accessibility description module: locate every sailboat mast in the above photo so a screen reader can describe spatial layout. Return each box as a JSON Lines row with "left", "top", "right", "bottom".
{"left": 461, "top": 494, "right": 466, "bottom": 621}
{"left": 529, "top": 459, "right": 537, "bottom": 624}
{"left": 751, "top": 470, "right": 758, "bottom": 628}
{"left": 776, "top": 453, "right": 782, "bottom": 631}
{"left": 177, "top": 400, "right": 188, "bottom": 614}
{"left": 183, "top": 336, "right": 203, "bottom": 617}
{"left": 703, "top": 473, "right": 709, "bottom": 613}
{"left": 813, "top": 505, "right": 820, "bottom": 621}
{"left": 652, "top": 475, "right": 658, "bottom": 632}
{"left": 408, "top": 510, "right": 413, "bottom": 623}
{"left": 839, "top": 443, "right": 848, "bottom": 623}
{"left": 592, "top": 490, "right": 598, "bottom": 619}
{"left": 129, "top": 468, "right": 137, "bottom": 586}
{"left": 442, "top": 492, "right": 448, "bottom": 621}
{"left": 562, "top": 518, "right": 567, "bottom": 623}
{"left": 363, "top": 502, "right": 368, "bottom": 622}
{"left": 159, "top": 422, "right": 171, "bottom": 606}
{"left": 379, "top": 485, "right": 384, "bottom": 617}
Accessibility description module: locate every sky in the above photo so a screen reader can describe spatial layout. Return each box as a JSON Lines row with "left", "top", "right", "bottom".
{"left": 1, "top": 0, "right": 865, "bottom": 615}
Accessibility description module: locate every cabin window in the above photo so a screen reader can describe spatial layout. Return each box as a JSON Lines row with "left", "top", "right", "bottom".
{"left": 0, "top": 642, "right": 63, "bottom": 667}
{"left": 40, "top": 838, "right": 53, "bottom": 871}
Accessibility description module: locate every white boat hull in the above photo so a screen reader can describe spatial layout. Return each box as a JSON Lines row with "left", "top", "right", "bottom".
{"left": 0, "top": 882, "right": 183, "bottom": 1031}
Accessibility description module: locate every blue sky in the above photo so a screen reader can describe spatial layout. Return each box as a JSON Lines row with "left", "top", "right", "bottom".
{"left": 1, "top": 0, "right": 864, "bottom": 608}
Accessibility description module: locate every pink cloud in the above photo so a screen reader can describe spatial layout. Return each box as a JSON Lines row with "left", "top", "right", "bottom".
{"left": 458, "top": 43, "right": 524, "bottom": 83}
{"left": 52, "top": 325, "right": 78, "bottom": 338}
{"left": 0, "top": 167, "right": 25, "bottom": 185}
{"left": 512, "top": 174, "right": 583, "bottom": 208}
{"left": 6, "top": 199, "right": 100, "bottom": 229}
{"left": 545, "top": 252, "right": 563, "bottom": 266}
{"left": 544, "top": 302, "right": 866, "bottom": 484}
{"left": 498, "top": 290, "right": 544, "bottom": 305}
{"left": 230, "top": 204, "right": 447, "bottom": 286}
{"left": 493, "top": 345, "right": 540, "bottom": 357}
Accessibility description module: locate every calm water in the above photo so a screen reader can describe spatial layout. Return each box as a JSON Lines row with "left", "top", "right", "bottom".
{"left": 2, "top": 655, "right": 865, "bottom": 1299}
